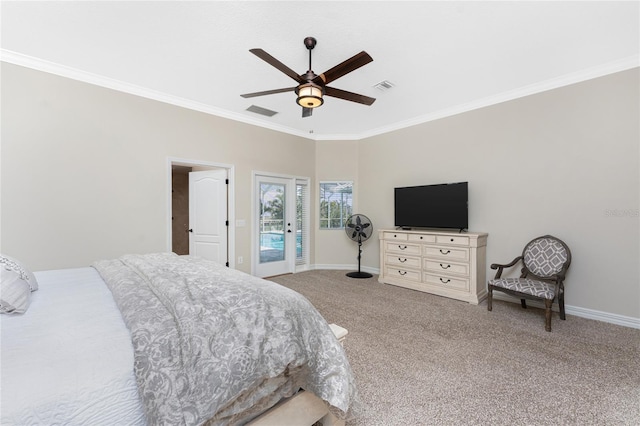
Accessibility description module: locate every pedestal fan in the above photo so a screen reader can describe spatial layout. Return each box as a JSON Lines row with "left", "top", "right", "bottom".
{"left": 344, "top": 214, "right": 373, "bottom": 279}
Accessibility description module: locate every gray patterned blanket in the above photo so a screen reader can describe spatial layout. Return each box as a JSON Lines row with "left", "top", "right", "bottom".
{"left": 93, "top": 253, "right": 359, "bottom": 425}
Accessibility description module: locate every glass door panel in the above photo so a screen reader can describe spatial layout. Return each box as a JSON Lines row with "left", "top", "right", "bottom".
{"left": 259, "top": 181, "right": 286, "bottom": 264}
{"left": 254, "top": 175, "right": 295, "bottom": 277}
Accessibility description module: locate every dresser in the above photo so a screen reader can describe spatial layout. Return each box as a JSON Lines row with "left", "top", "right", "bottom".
{"left": 378, "top": 229, "right": 488, "bottom": 304}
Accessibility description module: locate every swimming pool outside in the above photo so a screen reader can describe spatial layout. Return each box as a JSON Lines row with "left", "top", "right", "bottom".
{"left": 260, "top": 231, "right": 303, "bottom": 261}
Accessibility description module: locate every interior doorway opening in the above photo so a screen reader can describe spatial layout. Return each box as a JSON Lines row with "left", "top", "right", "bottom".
{"left": 171, "top": 165, "right": 192, "bottom": 255}
{"left": 168, "top": 158, "right": 235, "bottom": 267}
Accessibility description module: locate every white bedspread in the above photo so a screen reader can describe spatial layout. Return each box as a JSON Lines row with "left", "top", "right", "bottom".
{"left": 0, "top": 267, "right": 146, "bottom": 425}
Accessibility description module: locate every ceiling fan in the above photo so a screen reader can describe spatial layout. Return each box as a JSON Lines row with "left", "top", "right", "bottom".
{"left": 241, "top": 37, "right": 376, "bottom": 118}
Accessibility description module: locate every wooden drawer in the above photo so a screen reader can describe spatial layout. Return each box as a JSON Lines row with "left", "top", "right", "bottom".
{"left": 408, "top": 233, "right": 436, "bottom": 243}
{"left": 386, "top": 254, "right": 421, "bottom": 269}
{"left": 424, "top": 246, "right": 469, "bottom": 261}
{"left": 424, "top": 260, "right": 469, "bottom": 276}
{"left": 423, "top": 273, "right": 469, "bottom": 291}
{"left": 385, "top": 267, "right": 421, "bottom": 282}
{"left": 385, "top": 242, "right": 421, "bottom": 256}
{"left": 383, "top": 232, "right": 408, "bottom": 241}
{"left": 436, "top": 235, "right": 470, "bottom": 246}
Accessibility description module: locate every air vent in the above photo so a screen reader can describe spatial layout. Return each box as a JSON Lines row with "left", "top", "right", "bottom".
{"left": 246, "top": 105, "right": 278, "bottom": 117}
{"left": 373, "top": 80, "right": 395, "bottom": 91}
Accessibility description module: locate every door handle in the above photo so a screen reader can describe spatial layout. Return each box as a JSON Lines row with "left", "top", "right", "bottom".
{"left": 287, "top": 229, "right": 292, "bottom": 233}
{"left": 188, "top": 229, "right": 193, "bottom": 233}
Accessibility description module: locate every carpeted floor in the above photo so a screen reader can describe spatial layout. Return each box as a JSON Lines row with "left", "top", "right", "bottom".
{"left": 269, "top": 270, "right": 640, "bottom": 426}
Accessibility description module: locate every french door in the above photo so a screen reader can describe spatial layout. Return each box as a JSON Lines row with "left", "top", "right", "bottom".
{"left": 253, "top": 174, "right": 297, "bottom": 277}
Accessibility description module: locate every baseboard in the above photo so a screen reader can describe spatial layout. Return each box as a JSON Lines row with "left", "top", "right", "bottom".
{"left": 305, "top": 266, "right": 639, "bottom": 329}
{"left": 311, "top": 264, "right": 379, "bottom": 275}
{"left": 492, "top": 294, "right": 640, "bottom": 329}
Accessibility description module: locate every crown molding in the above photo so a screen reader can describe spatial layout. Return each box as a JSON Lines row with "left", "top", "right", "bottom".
{"left": 2, "top": 49, "right": 637, "bottom": 142}
{"left": 353, "top": 55, "right": 640, "bottom": 141}
{"left": 0, "top": 49, "right": 316, "bottom": 141}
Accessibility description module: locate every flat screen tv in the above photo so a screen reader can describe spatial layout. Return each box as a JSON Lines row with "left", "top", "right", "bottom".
{"left": 394, "top": 182, "right": 468, "bottom": 230}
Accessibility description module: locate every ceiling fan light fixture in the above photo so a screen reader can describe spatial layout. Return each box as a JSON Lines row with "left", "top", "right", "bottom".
{"left": 296, "top": 83, "right": 324, "bottom": 108}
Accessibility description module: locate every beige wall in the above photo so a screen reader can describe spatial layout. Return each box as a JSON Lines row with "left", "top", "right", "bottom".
{"left": 2, "top": 63, "right": 638, "bottom": 319}
{"left": 314, "top": 140, "right": 361, "bottom": 268}
{"left": 355, "top": 68, "right": 639, "bottom": 318}
{"left": 1, "top": 63, "right": 315, "bottom": 273}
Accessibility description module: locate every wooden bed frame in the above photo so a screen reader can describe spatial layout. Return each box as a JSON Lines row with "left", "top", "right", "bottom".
{"left": 247, "top": 324, "right": 348, "bottom": 426}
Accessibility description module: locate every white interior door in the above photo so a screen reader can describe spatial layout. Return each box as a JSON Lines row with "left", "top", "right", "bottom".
{"left": 189, "top": 169, "right": 228, "bottom": 265}
{"left": 254, "top": 175, "right": 296, "bottom": 277}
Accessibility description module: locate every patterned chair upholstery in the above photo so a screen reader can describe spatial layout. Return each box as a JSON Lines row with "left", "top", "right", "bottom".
{"left": 487, "top": 235, "right": 571, "bottom": 332}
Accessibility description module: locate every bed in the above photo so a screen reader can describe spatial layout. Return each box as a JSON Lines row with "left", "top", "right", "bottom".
{"left": 0, "top": 253, "right": 359, "bottom": 425}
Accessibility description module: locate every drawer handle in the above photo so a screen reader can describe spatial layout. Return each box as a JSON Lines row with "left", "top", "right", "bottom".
{"left": 440, "top": 278, "right": 451, "bottom": 284}
{"left": 440, "top": 263, "right": 450, "bottom": 269}
{"left": 440, "top": 249, "right": 451, "bottom": 255}
{"left": 398, "top": 271, "right": 407, "bottom": 276}
{"left": 398, "top": 245, "right": 408, "bottom": 250}
{"left": 398, "top": 258, "right": 407, "bottom": 263}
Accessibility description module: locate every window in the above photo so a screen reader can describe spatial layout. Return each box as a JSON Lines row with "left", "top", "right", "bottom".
{"left": 319, "top": 181, "right": 353, "bottom": 229}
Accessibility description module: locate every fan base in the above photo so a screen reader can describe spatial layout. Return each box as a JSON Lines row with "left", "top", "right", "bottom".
{"left": 346, "top": 271, "right": 373, "bottom": 279}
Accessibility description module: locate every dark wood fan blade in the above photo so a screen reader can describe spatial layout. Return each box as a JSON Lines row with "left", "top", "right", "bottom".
{"left": 302, "top": 107, "right": 313, "bottom": 118}
{"left": 250, "top": 49, "right": 304, "bottom": 83}
{"left": 314, "top": 51, "right": 373, "bottom": 85}
{"left": 241, "top": 87, "right": 296, "bottom": 98}
{"left": 325, "top": 86, "right": 376, "bottom": 106}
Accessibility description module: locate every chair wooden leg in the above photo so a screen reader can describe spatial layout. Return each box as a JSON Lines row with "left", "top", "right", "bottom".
{"left": 544, "top": 299, "right": 553, "bottom": 332}
{"left": 521, "top": 299, "right": 527, "bottom": 309}
{"left": 487, "top": 286, "right": 493, "bottom": 311}
{"left": 559, "top": 294, "right": 566, "bottom": 320}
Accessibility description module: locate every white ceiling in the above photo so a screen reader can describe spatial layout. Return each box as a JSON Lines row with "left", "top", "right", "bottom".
{"left": 1, "top": 1, "right": 638, "bottom": 140}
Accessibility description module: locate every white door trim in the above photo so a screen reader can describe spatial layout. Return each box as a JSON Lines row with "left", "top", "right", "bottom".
{"left": 167, "top": 157, "right": 235, "bottom": 268}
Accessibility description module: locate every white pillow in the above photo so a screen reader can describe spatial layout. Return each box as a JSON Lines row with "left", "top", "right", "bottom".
{"left": 0, "top": 254, "right": 38, "bottom": 291}
{"left": 0, "top": 254, "right": 39, "bottom": 315}
{"left": 0, "top": 270, "right": 33, "bottom": 314}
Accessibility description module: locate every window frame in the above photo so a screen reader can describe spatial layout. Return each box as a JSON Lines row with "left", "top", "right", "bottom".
{"left": 295, "top": 179, "right": 310, "bottom": 266}
{"left": 318, "top": 181, "right": 353, "bottom": 230}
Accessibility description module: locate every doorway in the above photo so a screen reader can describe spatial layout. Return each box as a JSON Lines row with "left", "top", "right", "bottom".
{"left": 253, "top": 173, "right": 310, "bottom": 277}
{"left": 168, "top": 158, "right": 235, "bottom": 267}
{"left": 189, "top": 169, "right": 228, "bottom": 263}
